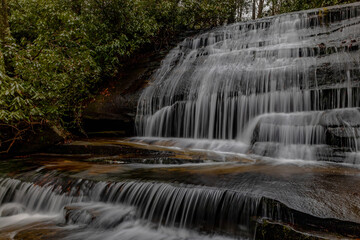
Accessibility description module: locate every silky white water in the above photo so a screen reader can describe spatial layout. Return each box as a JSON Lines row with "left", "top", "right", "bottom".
{"left": 136, "top": 4, "right": 360, "bottom": 161}
{"left": 3, "top": 3, "right": 360, "bottom": 240}
{"left": 0, "top": 177, "right": 256, "bottom": 239}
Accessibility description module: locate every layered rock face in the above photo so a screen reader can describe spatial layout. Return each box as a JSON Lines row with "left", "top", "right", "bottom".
{"left": 136, "top": 3, "right": 360, "bottom": 162}
{"left": 82, "top": 32, "right": 198, "bottom": 137}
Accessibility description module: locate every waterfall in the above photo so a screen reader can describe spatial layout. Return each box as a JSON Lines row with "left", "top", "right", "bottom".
{"left": 136, "top": 3, "right": 360, "bottom": 161}
{"left": 0, "top": 177, "right": 280, "bottom": 239}
{"left": 2, "top": 174, "right": 360, "bottom": 239}
{"left": 4, "top": 175, "right": 359, "bottom": 239}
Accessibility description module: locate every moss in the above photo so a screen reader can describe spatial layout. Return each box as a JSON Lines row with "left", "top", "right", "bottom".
{"left": 255, "top": 219, "right": 324, "bottom": 240}
{"left": 323, "top": 8, "right": 330, "bottom": 26}
{"left": 318, "top": 8, "right": 330, "bottom": 26}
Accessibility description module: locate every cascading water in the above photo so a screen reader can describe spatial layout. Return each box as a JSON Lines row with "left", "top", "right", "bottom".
{"left": 136, "top": 3, "right": 360, "bottom": 162}
{"left": 2, "top": 159, "right": 360, "bottom": 239}
{"left": 3, "top": 3, "right": 360, "bottom": 240}
{"left": 0, "top": 177, "right": 271, "bottom": 239}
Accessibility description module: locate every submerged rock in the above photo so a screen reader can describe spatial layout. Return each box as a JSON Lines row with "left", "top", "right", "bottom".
{"left": 0, "top": 203, "right": 25, "bottom": 217}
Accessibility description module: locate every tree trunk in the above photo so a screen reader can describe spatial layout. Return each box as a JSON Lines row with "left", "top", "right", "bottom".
{"left": 0, "top": 48, "right": 4, "bottom": 73}
{"left": 252, "top": 0, "right": 256, "bottom": 20}
{"left": 271, "top": 0, "right": 276, "bottom": 15}
{"left": 257, "top": 0, "right": 264, "bottom": 18}
{"left": 228, "top": 0, "right": 237, "bottom": 24}
{"left": 0, "top": 0, "right": 9, "bottom": 74}
{"left": 238, "top": 1, "right": 243, "bottom": 21}
{"left": 0, "top": 0, "right": 9, "bottom": 42}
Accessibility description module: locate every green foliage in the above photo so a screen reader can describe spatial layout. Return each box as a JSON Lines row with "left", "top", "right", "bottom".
{"left": 1, "top": 0, "right": 100, "bottom": 128}
{"left": 0, "top": 0, "right": 358, "bottom": 136}
{"left": 77, "top": 0, "right": 159, "bottom": 78}
{"left": 179, "top": 0, "right": 238, "bottom": 29}
{"left": 276, "top": 0, "right": 359, "bottom": 14}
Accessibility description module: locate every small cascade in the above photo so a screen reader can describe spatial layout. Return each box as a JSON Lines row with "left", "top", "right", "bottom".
{"left": 248, "top": 112, "right": 326, "bottom": 160}
{"left": 2, "top": 174, "right": 360, "bottom": 239}
{"left": 0, "top": 177, "right": 278, "bottom": 239}
{"left": 136, "top": 3, "right": 360, "bottom": 162}
{"left": 0, "top": 177, "right": 261, "bottom": 238}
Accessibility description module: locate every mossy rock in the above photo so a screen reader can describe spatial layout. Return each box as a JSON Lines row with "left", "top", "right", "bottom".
{"left": 255, "top": 220, "right": 324, "bottom": 240}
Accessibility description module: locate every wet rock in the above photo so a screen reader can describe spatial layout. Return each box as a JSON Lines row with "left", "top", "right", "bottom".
{"left": 64, "top": 205, "right": 96, "bottom": 225}
{"left": 0, "top": 124, "right": 66, "bottom": 159}
{"left": 64, "top": 203, "right": 137, "bottom": 229}
{"left": 255, "top": 220, "right": 324, "bottom": 240}
{"left": 257, "top": 198, "right": 360, "bottom": 239}
{"left": 0, "top": 203, "right": 25, "bottom": 217}
{"left": 308, "top": 62, "right": 360, "bottom": 90}
{"left": 14, "top": 227, "right": 66, "bottom": 240}
{"left": 320, "top": 108, "right": 360, "bottom": 127}
{"left": 320, "top": 109, "right": 360, "bottom": 150}
{"left": 81, "top": 52, "right": 166, "bottom": 137}
{"left": 40, "top": 140, "right": 205, "bottom": 165}
{"left": 44, "top": 139, "right": 173, "bottom": 156}
{"left": 326, "top": 127, "right": 359, "bottom": 147}
{"left": 82, "top": 31, "right": 199, "bottom": 138}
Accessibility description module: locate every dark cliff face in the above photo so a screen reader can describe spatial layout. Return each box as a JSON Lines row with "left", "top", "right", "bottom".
{"left": 82, "top": 31, "right": 200, "bottom": 137}
{"left": 82, "top": 51, "right": 166, "bottom": 137}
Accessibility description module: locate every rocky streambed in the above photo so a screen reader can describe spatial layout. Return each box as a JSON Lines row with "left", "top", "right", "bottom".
{"left": 1, "top": 139, "right": 360, "bottom": 240}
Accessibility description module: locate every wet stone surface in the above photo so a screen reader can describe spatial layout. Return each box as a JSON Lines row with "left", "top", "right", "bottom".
{"left": 1, "top": 139, "right": 360, "bottom": 239}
